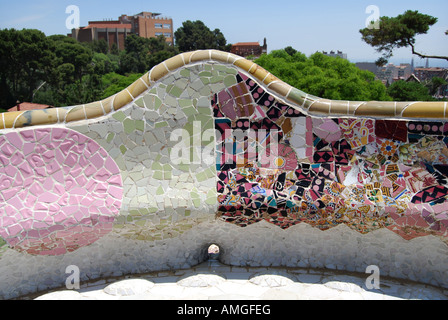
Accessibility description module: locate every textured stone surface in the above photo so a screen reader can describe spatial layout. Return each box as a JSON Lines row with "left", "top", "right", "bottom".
{"left": 103, "top": 279, "right": 154, "bottom": 296}
{"left": 33, "top": 262, "right": 448, "bottom": 301}
{"left": 1, "top": 53, "right": 448, "bottom": 299}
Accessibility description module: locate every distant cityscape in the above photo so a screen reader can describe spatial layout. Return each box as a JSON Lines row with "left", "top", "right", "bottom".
{"left": 355, "top": 59, "right": 448, "bottom": 97}
{"left": 321, "top": 51, "right": 448, "bottom": 98}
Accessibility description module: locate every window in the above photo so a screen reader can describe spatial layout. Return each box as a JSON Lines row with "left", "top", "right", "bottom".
{"left": 155, "top": 23, "right": 163, "bottom": 29}
{"left": 155, "top": 32, "right": 163, "bottom": 36}
{"left": 163, "top": 24, "right": 171, "bottom": 29}
{"left": 164, "top": 33, "right": 171, "bottom": 38}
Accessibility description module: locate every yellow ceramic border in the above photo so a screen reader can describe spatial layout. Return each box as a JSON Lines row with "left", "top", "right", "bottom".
{"left": 2, "top": 49, "right": 447, "bottom": 129}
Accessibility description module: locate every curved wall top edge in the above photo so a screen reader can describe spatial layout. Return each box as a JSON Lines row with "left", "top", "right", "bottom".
{"left": 1, "top": 50, "right": 447, "bottom": 130}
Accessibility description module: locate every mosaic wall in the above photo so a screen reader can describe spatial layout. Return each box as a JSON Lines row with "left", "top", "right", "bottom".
{"left": 213, "top": 74, "right": 448, "bottom": 241}
{"left": 0, "top": 50, "right": 448, "bottom": 296}
{"left": 0, "top": 128, "right": 122, "bottom": 255}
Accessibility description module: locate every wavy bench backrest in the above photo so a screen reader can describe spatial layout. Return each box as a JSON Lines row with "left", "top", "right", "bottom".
{"left": 0, "top": 50, "right": 447, "bottom": 298}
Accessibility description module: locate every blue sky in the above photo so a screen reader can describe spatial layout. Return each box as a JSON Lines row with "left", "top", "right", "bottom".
{"left": 1, "top": 0, "right": 447, "bottom": 66}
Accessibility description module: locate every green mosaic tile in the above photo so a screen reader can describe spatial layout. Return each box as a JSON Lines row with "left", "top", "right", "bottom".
{"left": 174, "top": 78, "right": 188, "bottom": 90}
{"left": 164, "top": 171, "right": 172, "bottom": 180}
{"left": 169, "top": 85, "right": 183, "bottom": 98}
{"left": 151, "top": 162, "right": 162, "bottom": 170}
{"left": 155, "top": 121, "right": 168, "bottom": 128}
{"left": 106, "top": 133, "right": 115, "bottom": 143}
{"left": 156, "top": 186, "right": 164, "bottom": 195}
{"left": 210, "top": 76, "right": 224, "bottom": 84}
{"left": 149, "top": 207, "right": 158, "bottom": 214}
{"left": 179, "top": 99, "right": 193, "bottom": 108}
{"left": 180, "top": 69, "right": 191, "bottom": 78}
{"left": 200, "top": 77, "right": 210, "bottom": 85}
{"left": 199, "top": 86, "right": 212, "bottom": 96}
{"left": 182, "top": 106, "right": 198, "bottom": 117}
{"left": 199, "top": 71, "right": 212, "bottom": 77}
{"left": 177, "top": 164, "right": 190, "bottom": 172}
{"left": 195, "top": 170, "right": 208, "bottom": 182}
{"left": 135, "top": 120, "right": 145, "bottom": 131}
{"left": 165, "top": 95, "right": 178, "bottom": 107}
{"left": 123, "top": 118, "right": 135, "bottom": 134}
{"left": 192, "top": 198, "right": 201, "bottom": 208}
{"left": 206, "top": 190, "right": 217, "bottom": 205}
{"left": 134, "top": 98, "right": 145, "bottom": 108}
{"left": 153, "top": 171, "right": 163, "bottom": 180}
{"left": 143, "top": 94, "right": 162, "bottom": 110}
{"left": 224, "top": 75, "right": 237, "bottom": 87}
{"left": 112, "top": 111, "right": 126, "bottom": 122}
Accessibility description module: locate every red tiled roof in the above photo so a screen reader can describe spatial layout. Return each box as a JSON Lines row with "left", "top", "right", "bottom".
{"left": 232, "top": 42, "right": 260, "bottom": 47}
{"left": 8, "top": 103, "right": 52, "bottom": 112}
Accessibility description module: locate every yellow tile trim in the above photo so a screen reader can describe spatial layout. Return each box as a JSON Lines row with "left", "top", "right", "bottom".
{"left": 1, "top": 50, "right": 446, "bottom": 129}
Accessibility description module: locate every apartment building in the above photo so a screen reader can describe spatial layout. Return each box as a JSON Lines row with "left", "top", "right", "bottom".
{"left": 119, "top": 12, "right": 174, "bottom": 44}
{"left": 70, "top": 11, "right": 174, "bottom": 50}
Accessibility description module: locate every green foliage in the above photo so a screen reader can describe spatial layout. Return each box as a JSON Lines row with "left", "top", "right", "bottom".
{"left": 387, "top": 80, "right": 434, "bottom": 101}
{"left": 119, "top": 35, "right": 178, "bottom": 74}
{"left": 1, "top": 20, "right": 230, "bottom": 109}
{"left": 255, "top": 49, "right": 391, "bottom": 101}
{"left": 174, "top": 20, "right": 230, "bottom": 52}
{"left": 426, "top": 77, "right": 448, "bottom": 96}
{"left": 100, "top": 73, "right": 143, "bottom": 99}
{"left": 360, "top": 10, "right": 446, "bottom": 63}
{"left": 0, "top": 28, "right": 57, "bottom": 107}
{"left": 83, "top": 39, "right": 109, "bottom": 54}
{"left": 48, "top": 35, "right": 93, "bottom": 81}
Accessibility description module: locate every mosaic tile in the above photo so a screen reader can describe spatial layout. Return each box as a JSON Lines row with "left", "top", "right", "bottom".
{"left": 0, "top": 128, "right": 123, "bottom": 255}
{"left": 3, "top": 52, "right": 448, "bottom": 300}
{"left": 0, "top": 51, "right": 447, "bottom": 258}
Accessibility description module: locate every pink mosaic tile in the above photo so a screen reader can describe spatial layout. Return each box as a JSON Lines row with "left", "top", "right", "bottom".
{"left": 0, "top": 128, "right": 123, "bottom": 256}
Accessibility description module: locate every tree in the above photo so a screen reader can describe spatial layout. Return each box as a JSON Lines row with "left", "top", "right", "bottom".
{"left": 48, "top": 35, "right": 94, "bottom": 82}
{"left": 424, "top": 77, "right": 448, "bottom": 97}
{"left": 174, "top": 20, "right": 230, "bottom": 52}
{"left": 119, "top": 35, "right": 149, "bottom": 74}
{"left": 147, "top": 35, "right": 179, "bottom": 69}
{"left": 0, "top": 29, "right": 57, "bottom": 108}
{"left": 387, "top": 80, "right": 434, "bottom": 101}
{"left": 360, "top": 10, "right": 447, "bottom": 65}
{"left": 255, "top": 49, "right": 390, "bottom": 101}
{"left": 119, "top": 35, "right": 178, "bottom": 74}
{"left": 83, "top": 39, "right": 109, "bottom": 54}
{"left": 284, "top": 46, "right": 298, "bottom": 56}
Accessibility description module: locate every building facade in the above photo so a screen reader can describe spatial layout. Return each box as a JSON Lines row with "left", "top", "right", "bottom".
{"left": 118, "top": 12, "right": 174, "bottom": 45}
{"left": 356, "top": 62, "right": 413, "bottom": 85}
{"left": 71, "top": 21, "right": 131, "bottom": 51}
{"left": 70, "top": 12, "right": 173, "bottom": 50}
{"left": 231, "top": 38, "right": 267, "bottom": 58}
{"left": 414, "top": 67, "right": 447, "bottom": 82}
{"left": 323, "top": 50, "right": 347, "bottom": 60}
